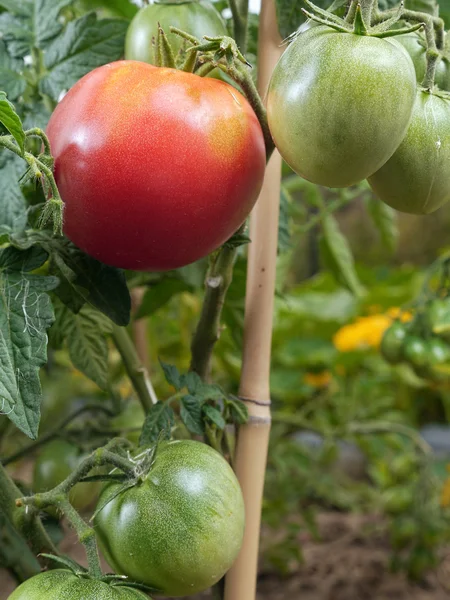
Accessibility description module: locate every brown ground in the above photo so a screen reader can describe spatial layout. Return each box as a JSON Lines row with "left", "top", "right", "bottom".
{"left": 2, "top": 512, "right": 450, "bottom": 600}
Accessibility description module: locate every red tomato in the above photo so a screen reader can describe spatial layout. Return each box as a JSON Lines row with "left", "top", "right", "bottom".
{"left": 46, "top": 61, "right": 266, "bottom": 271}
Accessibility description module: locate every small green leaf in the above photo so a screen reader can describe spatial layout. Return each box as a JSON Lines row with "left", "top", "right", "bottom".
{"left": 39, "top": 554, "right": 87, "bottom": 575}
{"left": 0, "top": 246, "right": 48, "bottom": 272}
{"left": 159, "top": 360, "right": 182, "bottom": 390}
{"left": 227, "top": 397, "right": 249, "bottom": 425}
{"left": 0, "top": 91, "right": 25, "bottom": 154}
{"left": 136, "top": 278, "right": 191, "bottom": 319}
{"left": 320, "top": 214, "right": 365, "bottom": 297}
{"left": 224, "top": 232, "right": 251, "bottom": 249}
{"left": 180, "top": 395, "right": 204, "bottom": 435}
{"left": 139, "top": 402, "right": 174, "bottom": 446}
{"left": 202, "top": 404, "right": 226, "bottom": 430}
{"left": 366, "top": 196, "right": 398, "bottom": 253}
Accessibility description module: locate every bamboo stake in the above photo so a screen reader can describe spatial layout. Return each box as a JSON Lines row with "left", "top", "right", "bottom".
{"left": 224, "top": 1, "right": 283, "bottom": 598}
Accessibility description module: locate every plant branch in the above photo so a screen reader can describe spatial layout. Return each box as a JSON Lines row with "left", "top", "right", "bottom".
{"left": 112, "top": 324, "right": 158, "bottom": 413}
{"left": 1, "top": 404, "right": 114, "bottom": 466}
{"left": 228, "top": 0, "right": 249, "bottom": 51}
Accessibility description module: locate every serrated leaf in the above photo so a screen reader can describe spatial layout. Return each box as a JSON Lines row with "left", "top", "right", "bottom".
{"left": 0, "top": 152, "right": 28, "bottom": 231}
{"left": 0, "top": 41, "right": 27, "bottom": 101}
{"left": 33, "top": 0, "right": 75, "bottom": 47}
{"left": 139, "top": 402, "right": 174, "bottom": 446}
{"left": 179, "top": 371, "right": 224, "bottom": 401}
{"left": 41, "top": 237, "right": 130, "bottom": 326}
{"left": 159, "top": 360, "right": 181, "bottom": 390}
{"left": 136, "top": 278, "right": 191, "bottom": 319}
{"left": 51, "top": 300, "right": 111, "bottom": 389}
{"left": 180, "top": 394, "right": 204, "bottom": 435}
{"left": 0, "top": 92, "right": 25, "bottom": 154}
{"left": 0, "top": 13, "right": 32, "bottom": 58}
{"left": 202, "top": 404, "right": 225, "bottom": 430}
{"left": 40, "top": 14, "right": 128, "bottom": 101}
{"left": 320, "top": 214, "right": 365, "bottom": 298}
{"left": 228, "top": 397, "right": 249, "bottom": 425}
{"left": 366, "top": 196, "right": 398, "bottom": 253}
{"left": 182, "top": 371, "right": 203, "bottom": 395}
{"left": 0, "top": 259, "right": 57, "bottom": 438}
{"left": 0, "top": 0, "right": 32, "bottom": 16}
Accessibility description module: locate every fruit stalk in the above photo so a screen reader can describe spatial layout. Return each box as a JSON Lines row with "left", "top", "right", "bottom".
{"left": 223, "top": 0, "right": 283, "bottom": 597}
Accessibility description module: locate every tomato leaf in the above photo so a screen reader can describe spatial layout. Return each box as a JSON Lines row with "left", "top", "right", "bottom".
{"left": 159, "top": 360, "right": 182, "bottom": 390}
{"left": 202, "top": 404, "right": 226, "bottom": 430}
{"left": 50, "top": 300, "right": 112, "bottom": 389}
{"left": 365, "top": 196, "right": 398, "bottom": 254}
{"left": 0, "top": 92, "right": 25, "bottom": 153}
{"left": 77, "top": 0, "right": 138, "bottom": 19}
{"left": 0, "top": 42, "right": 27, "bottom": 102}
{"left": 320, "top": 214, "right": 365, "bottom": 298}
{"left": 180, "top": 394, "right": 204, "bottom": 435}
{"left": 227, "top": 397, "right": 249, "bottom": 425}
{"left": 39, "top": 13, "right": 128, "bottom": 101}
{"left": 0, "top": 248, "right": 57, "bottom": 438}
{"left": 39, "top": 553, "right": 88, "bottom": 575}
{"left": 136, "top": 278, "right": 192, "bottom": 319}
{"left": 139, "top": 402, "right": 175, "bottom": 446}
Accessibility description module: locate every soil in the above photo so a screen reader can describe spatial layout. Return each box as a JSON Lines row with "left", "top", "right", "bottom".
{"left": 2, "top": 512, "right": 450, "bottom": 600}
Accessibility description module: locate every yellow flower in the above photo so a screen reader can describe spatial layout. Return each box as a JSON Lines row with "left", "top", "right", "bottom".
{"left": 333, "top": 307, "right": 412, "bottom": 353}
{"left": 304, "top": 371, "right": 331, "bottom": 388}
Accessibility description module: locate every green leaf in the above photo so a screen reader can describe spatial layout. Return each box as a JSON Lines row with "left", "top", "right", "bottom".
{"left": 51, "top": 300, "right": 112, "bottom": 389}
{"left": 0, "top": 152, "right": 28, "bottom": 231}
{"left": 159, "top": 360, "right": 181, "bottom": 390}
{"left": 0, "top": 246, "right": 48, "bottom": 272}
{"left": 180, "top": 371, "right": 224, "bottom": 401}
{"left": 0, "top": 256, "right": 57, "bottom": 438}
{"left": 365, "top": 196, "right": 398, "bottom": 254}
{"left": 0, "top": 91, "right": 25, "bottom": 154}
{"left": 227, "top": 397, "right": 249, "bottom": 425}
{"left": 40, "top": 13, "right": 128, "bottom": 101}
{"left": 34, "top": 0, "right": 76, "bottom": 47}
{"left": 42, "top": 237, "right": 131, "bottom": 326}
{"left": 77, "top": 0, "right": 138, "bottom": 19}
{"left": 0, "top": 41, "right": 27, "bottom": 101}
{"left": 0, "top": 0, "right": 32, "bottom": 16}
{"left": 136, "top": 278, "right": 192, "bottom": 319}
{"left": 320, "top": 214, "right": 365, "bottom": 298}
{"left": 180, "top": 394, "right": 204, "bottom": 435}
{"left": 202, "top": 404, "right": 225, "bottom": 430}
{"left": 139, "top": 402, "right": 174, "bottom": 446}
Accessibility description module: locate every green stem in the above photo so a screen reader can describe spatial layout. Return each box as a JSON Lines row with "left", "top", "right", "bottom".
{"left": 1, "top": 404, "right": 114, "bottom": 466}
{"left": 228, "top": 0, "right": 249, "bottom": 51}
{"left": 112, "top": 324, "right": 158, "bottom": 413}
{"left": 24, "top": 128, "right": 51, "bottom": 155}
{"left": 190, "top": 238, "right": 241, "bottom": 379}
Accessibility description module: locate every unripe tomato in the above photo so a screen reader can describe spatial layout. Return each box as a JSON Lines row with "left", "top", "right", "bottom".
{"left": 46, "top": 61, "right": 265, "bottom": 271}
{"left": 369, "top": 89, "right": 450, "bottom": 215}
{"left": 7, "top": 570, "right": 148, "bottom": 600}
{"left": 125, "top": 0, "right": 227, "bottom": 64}
{"left": 403, "top": 336, "right": 430, "bottom": 369}
{"left": 267, "top": 26, "right": 416, "bottom": 187}
{"left": 380, "top": 322, "right": 408, "bottom": 364}
{"left": 395, "top": 32, "right": 450, "bottom": 90}
{"left": 94, "top": 440, "right": 245, "bottom": 596}
{"left": 33, "top": 440, "right": 100, "bottom": 512}
{"left": 425, "top": 298, "right": 450, "bottom": 339}
{"left": 382, "top": 486, "right": 414, "bottom": 514}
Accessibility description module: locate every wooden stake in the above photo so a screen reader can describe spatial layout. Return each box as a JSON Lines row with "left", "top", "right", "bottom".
{"left": 224, "top": 1, "right": 283, "bottom": 598}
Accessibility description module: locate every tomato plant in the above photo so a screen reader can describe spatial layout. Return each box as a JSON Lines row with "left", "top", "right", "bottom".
{"left": 394, "top": 32, "right": 450, "bottom": 90}
{"left": 380, "top": 321, "right": 409, "bottom": 363}
{"left": 369, "top": 90, "right": 450, "bottom": 214}
{"left": 33, "top": 440, "right": 100, "bottom": 511}
{"left": 46, "top": 60, "right": 266, "bottom": 271}
{"left": 94, "top": 440, "right": 245, "bottom": 596}
{"left": 125, "top": 0, "right": 227, "bottom": 64}
{"left": 8, "top": 570, "right": 148, "bottom": 600}
{"left": 267, "top": 26, "right": 416, "bottom": 187}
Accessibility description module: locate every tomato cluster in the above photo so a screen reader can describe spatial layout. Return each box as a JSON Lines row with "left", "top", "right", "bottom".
{"left": 267, "top": 24, "right": 450, "bottom": 216}
{"left": 381, "top": 299, "right": 450, "bottom": 382}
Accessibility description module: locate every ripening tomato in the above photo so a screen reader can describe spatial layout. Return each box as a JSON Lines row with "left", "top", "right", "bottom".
{"left": 7, "top": 570, "right": 148, "bottom": 600}
{"left": 125, "top": 1, "right": 227, "bottom": 65}
{"left": 394, "top": 32, "right": 450, "bottom": 90}
{"left": 46, "top": 61, "right": 266, "bottom": 271}
{"left": 368, "top": 90, "right": 450, "bottom": 214}
{"left": 267, "top": 26, "right": 416, "bottom": 187}
{"left": 94, "top": 440, "right": 245, "bottom": 597}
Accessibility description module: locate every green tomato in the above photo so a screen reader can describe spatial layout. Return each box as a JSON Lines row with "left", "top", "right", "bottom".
{"left": 382, "top": 486, "right": 414, "bottom": 515}
{"left": 380, "top": 322, "right": 408, "bottom": 364}
{"left": 33, "top": 440, "right": 100, "bottom": 512}
{"left": 425, "top": 298, "right": 450, "bottom": 339}
{"left": 369, "top": 89, "right": 450, "bottom": 215}
{"left": 8, "top": 570, "right": 148, "bottom": 600}
{"left": 94, "top": 440, "right": 245, "bottom": 597}
{"left": 125, "top": 0, "right": 227, "bottom": 64}
{"left": 403, "top": 336, "right": 430, "bottom": 369}
{"left": 394, "top": 32, "right": 450, "bottom": 90}
{"left": 267, "top": 26, "right": 416, "bottom": 187}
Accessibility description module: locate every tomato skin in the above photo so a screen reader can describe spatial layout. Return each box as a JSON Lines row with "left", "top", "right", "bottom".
{"left": 94, "top": 440, "right": 245, "bottom": 597}
{"left": 368, "top": 90, "right": 450, "bottom": 215}
{"left": 267, "top": 26, "right": 416, "bottom": 187}
{"left": 33, "top": 440, "right": 100, "bottom": 512}
{"left": 403, "top": 336, "right": 430, "bottom": 369}
{"left": 46, "top": 61, "right": 265, "bottom": 271}
{"left": 380, "top": 322, "right": 408, "bottom": 364}
{"left": 125, "top": 1, "right": 227, "bottom": 64}
{"left": 7, "top": 570, "right": 148, "bottom": 600}
{"left": 395, "top": 33, "right": 450, "bottom": 90}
